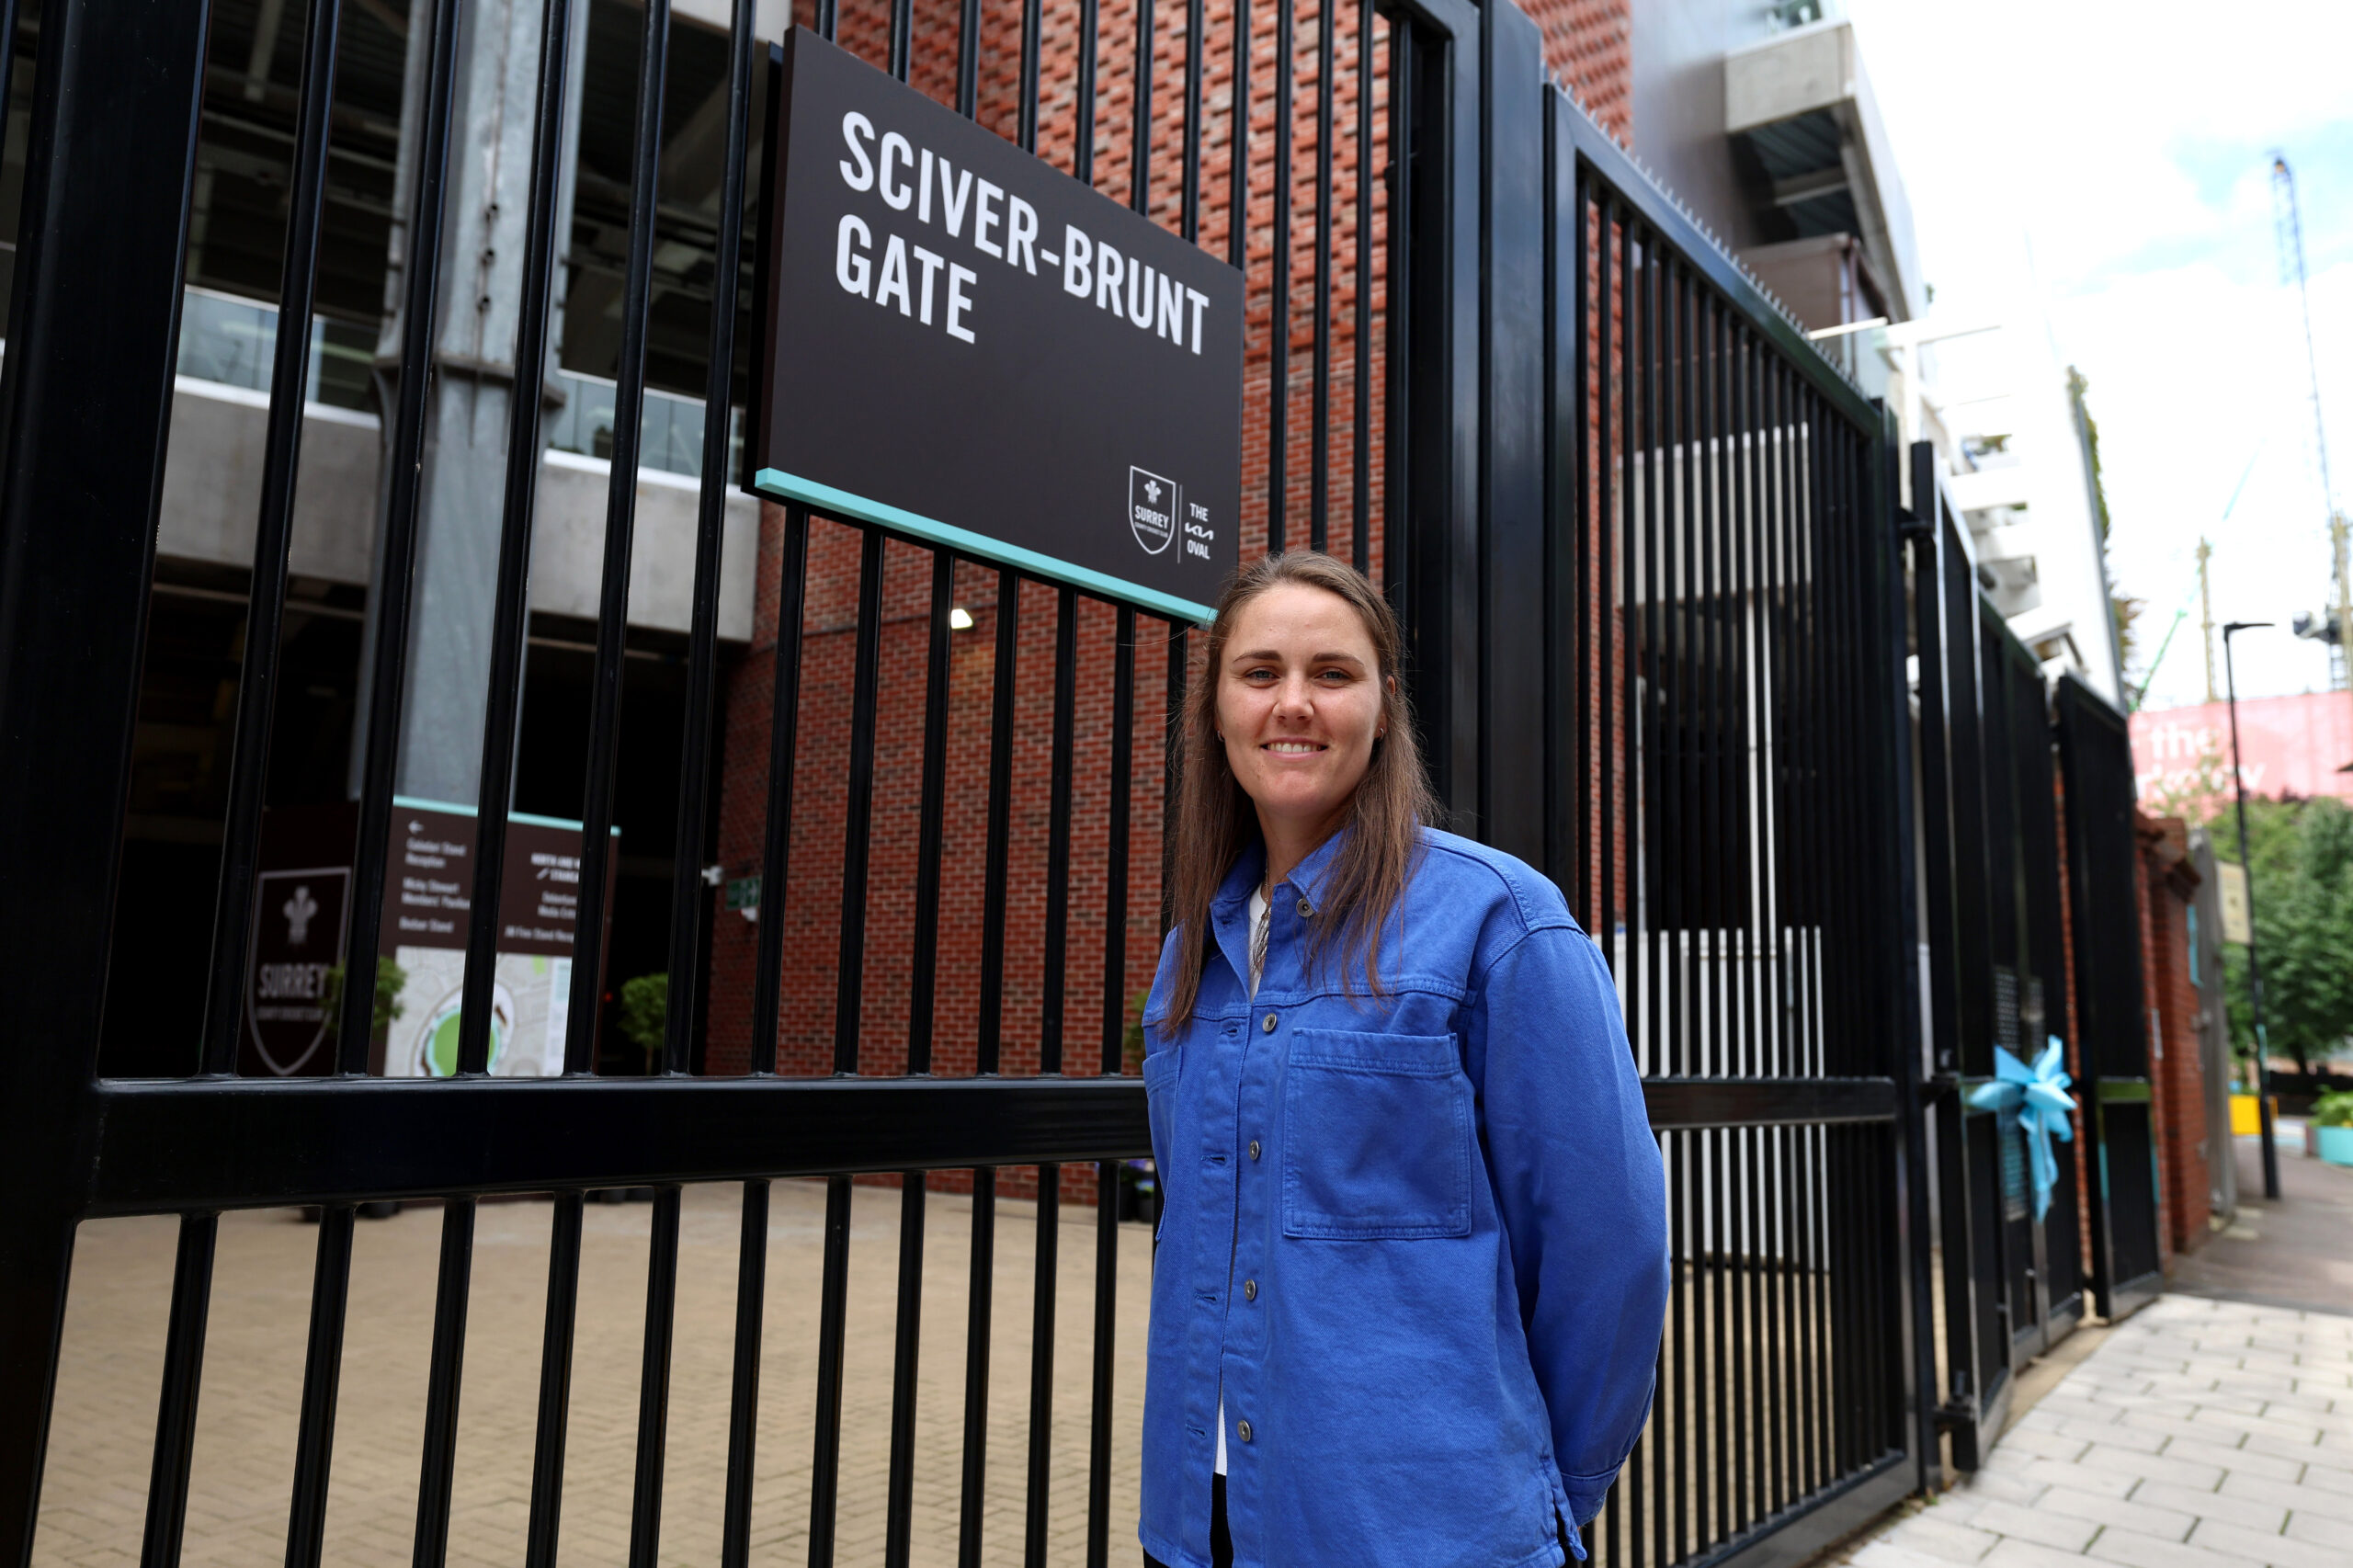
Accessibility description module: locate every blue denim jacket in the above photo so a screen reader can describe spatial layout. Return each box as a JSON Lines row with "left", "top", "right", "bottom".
{"left": 1139, "top": 827, "right": 1667, "bottom": 1568}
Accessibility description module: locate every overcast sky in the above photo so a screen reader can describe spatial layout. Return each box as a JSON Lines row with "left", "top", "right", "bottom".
{"left": 1846, "top": 0, "right": 2352, "bottom": 709}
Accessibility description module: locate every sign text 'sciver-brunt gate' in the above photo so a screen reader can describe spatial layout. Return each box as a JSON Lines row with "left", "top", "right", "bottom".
{"left": 749, "top": 28, "right": 1243, "bottom": 620}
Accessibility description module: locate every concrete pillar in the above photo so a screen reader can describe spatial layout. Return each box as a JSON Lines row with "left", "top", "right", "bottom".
{"left": 352, "top": 0, "right": 588, "bottom": 804}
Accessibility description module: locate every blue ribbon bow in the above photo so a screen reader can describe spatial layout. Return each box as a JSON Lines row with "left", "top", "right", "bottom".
{"left": 1967, "top": 1036, "right": 2077, "bottom": 1222}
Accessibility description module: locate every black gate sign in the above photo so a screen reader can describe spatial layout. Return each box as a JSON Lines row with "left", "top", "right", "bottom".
{"left": 750, "top": 27, "right": 1243, "bottom": 621}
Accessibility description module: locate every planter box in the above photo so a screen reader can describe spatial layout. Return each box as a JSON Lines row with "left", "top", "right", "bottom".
{"left": 2317, "top": 1125, "right": 2353, "bottom": 1167}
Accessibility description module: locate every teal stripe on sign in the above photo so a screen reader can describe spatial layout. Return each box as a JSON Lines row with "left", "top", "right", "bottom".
{"left": 753, "top": 467, "right": 1218, "bottom": 624}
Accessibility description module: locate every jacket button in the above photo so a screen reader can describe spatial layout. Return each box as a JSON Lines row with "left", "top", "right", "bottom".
{"left": 1262, "top": 1012, "right": 1278, "bottom": 1033}
{"left": 1244, "top": 1278, "right": 1258, "bottom": 1301}
{"left": 1296, "top": 897, "right": 1313, "bottom": 918}
{"left": 1248, "top": 1140, "right": 1261, "bottom": 1161}
{"left": 1237, "top": 1419, "right": 1254, "bottom": 1443}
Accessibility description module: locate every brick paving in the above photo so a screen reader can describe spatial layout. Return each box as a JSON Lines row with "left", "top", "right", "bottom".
{"left": 33, "top": 1181, "right": 1150, "bottom": 1568}
{"left": 1850, "top": 1295, "right": 2353, "bottom": 1568}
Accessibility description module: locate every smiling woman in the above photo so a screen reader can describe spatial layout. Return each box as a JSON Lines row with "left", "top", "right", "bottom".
{"left": 1138, "top": 551, "right": 1669, "bottom": 1568}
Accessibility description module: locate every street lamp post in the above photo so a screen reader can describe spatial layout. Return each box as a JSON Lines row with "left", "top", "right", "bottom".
{"left": 2222, "top": 621, "right": 2280, "bottom": 1200}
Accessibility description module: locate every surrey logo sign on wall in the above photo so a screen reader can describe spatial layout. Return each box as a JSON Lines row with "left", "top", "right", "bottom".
{"left": 749, "top": 28, "right": 1242, "bottom": 622}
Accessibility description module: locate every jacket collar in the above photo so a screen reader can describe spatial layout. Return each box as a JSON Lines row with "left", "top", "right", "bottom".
{"left": 1211, "top": 823, "right": 1350, "bottom": 912}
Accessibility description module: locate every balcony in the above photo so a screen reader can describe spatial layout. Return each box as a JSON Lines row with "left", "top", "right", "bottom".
{"left": 155, "top": 289, "right": 759, "bottom": 641}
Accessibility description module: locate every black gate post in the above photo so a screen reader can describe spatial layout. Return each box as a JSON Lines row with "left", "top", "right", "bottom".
{"left": 1883, "top": 419, "right": 1942, "bottom": 1494}
{"left": 1477, "top": 0, "right": 1544, "bottom": 861}
{"left": 0, "top": 1, "right": 214, "bottom": 1558}
{"left": 1391, "top": 0, "right": 1484, "bottom": 822}
{"left": 2054, "top": 674, "right": 2164, "bottom": 1322}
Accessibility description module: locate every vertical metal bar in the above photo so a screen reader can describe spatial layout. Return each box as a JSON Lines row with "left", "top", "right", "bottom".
{"left": 1628, "top": 222, "right": 1654, "bottom": 1086}
{"left": 1164, "top": 623, "right": 1188, "bottom": 935}
{"left": 889, "top": 0, "right": 911, "bottom": 78}
{"left": 1018, "top": 0, "right": 1042, "bottom": 151}
{"left": 661, "top": 0, "right": 762, "bottom": 1074}
{"left": 0, "top": 0, "right": 203, "bottom": 1546}
{"left": 806, "top": 1176, "right": 853, "bottom": 1568}
{"left": 1103, "top": 611, "right": 1136, "bottom": 1069}
{"left": 1567, "top": 168, "right": 1590, "bottom": 922}
{"left": 978, "top": 574, "right": 1022, "bottom": 1077}
{"left": 197, "top": 0, "right": 344, "bottom": 1074}
{"left": 883, "top": 1173, "right": 926, "bottom": 1568}
{"left": 1041, "top": 589, "right": 1078, "bottom": 1075}
{"left": 832, "top": 529, "right": 889, "bottom": 1074}
{"left": 956, "top": 1167, "right": 997, "bottom": 1568}
{"left": 910, "top": 552, "right": 957, "bottom": 1075}
{"left": 957, "top": 0, "right": 982, "bottom": 112}
{"left": 1087, "top": 608, "right": 1134, "bottom": 1568}
{"left": 1268, "top": 0, "right": 1293, "bottom": 552}
{"left": 1310, "top": 0, "right": 1335, "bottom": 548}
{"left": 412, "top": 1198, "right": 478, "bottom": 1568}
{"left": 1024, "top": 1166, "right": 1061, "bottom": 1568}
{"left": 719, "top": 1181, "right": 768, "bottom": 1568}
{"left": 561, "top": 0, "right": 675, "bottom": 1074}
{"left": 1350, "top": 0, "right": 1373, "bottom": 574}
{"left": 748, "top": 508, "right": 811, "bottom": 1075}
{"left": 1075, "top": 0, "right": 1099, "bottom": 182}
{"left": 138, "top": 1214, "right": 218, "bottom": 1568}
{"left": 1087, "top": 1161, "right": 1119, "bottom": 1568}
{"left": 284, "top": 1206, "right": 354, "bottom": 1568}
{"left": 818, "top": 0, "right": 838, "bottom": 40}
{"left": 1228, "top": 0, "right": 1250, "bottom": 272}
{"left": 459, "top": 0, "right": 579, "bottom": 1078}
{"left": 1182, "top": 0, "right": 1204, "bottom": 240}
{"left": 336, "top": 0, "right": 466, "bottom": 1065}
{"left": 1129, "top": 0, "right": 1152, "bottom": 210}
{"left": 1597, "top": 199, "right": 1616, "bottom": 966}
{"left": 524, "top": 1191, "right": 585, "bottom": 1568}
{"left": 627, "top": 1187, "right": 683, "bottom": 1568}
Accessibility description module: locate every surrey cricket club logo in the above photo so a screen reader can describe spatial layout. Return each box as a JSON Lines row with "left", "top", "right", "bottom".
{"left": 1129, "top": 466, "right": 1177, "bottom": 555}
{"left": 244, "top": 866, "right": 351, "bottom": 1076}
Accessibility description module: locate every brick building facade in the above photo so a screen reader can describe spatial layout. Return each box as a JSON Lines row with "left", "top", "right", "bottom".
{"left": 2136, "top": 810, "right": 2211, "bottom": 1262}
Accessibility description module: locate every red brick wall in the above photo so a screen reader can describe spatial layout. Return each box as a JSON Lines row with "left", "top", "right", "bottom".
{"left": 2137, "top": 812, "right": 2210, "bottom": 1261}
{"left": 1520, "top": 0, "right": 1631, "bottom": 140}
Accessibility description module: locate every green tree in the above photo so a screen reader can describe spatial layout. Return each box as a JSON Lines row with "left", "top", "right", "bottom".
{"left": 2215, "top": 796, "right": 2353, "bottom": 1076}
{"left": 320, "top": 956, "right": 407, "bottom": 1045}
{"left": 618, "top": 972, "right": 668, "bottom": 1074}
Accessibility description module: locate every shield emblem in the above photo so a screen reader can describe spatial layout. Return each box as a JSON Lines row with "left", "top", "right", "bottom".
{"left": 244, "top": 866, "right": 352, "bottom": 1075}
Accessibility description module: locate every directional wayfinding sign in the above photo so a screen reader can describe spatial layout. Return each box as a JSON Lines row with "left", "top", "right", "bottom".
{"left": 750, "top": 28, "right": 1242, "bottom": 622}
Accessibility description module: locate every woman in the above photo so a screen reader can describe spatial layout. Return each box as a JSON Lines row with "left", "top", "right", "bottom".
{"left": 1138, "top": 551, "right": 1667, "bottom": 1568}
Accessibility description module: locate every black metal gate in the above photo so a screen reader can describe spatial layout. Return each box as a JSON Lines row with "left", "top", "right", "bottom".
{"left": 0, "top": 2, "right": 2105, "bottom": 1566}
{"left": 2053, "top": 672, "right": 2165, "bottom": 1322}
{"left": 1906, "top": 449, "right": 2088, "bottom": 1472}
{"left": 0, "top": 0, "right": 1446, "bottom": 1563}
{"left": 1509, "top": 10, "right": 1925, "bottom": 1557}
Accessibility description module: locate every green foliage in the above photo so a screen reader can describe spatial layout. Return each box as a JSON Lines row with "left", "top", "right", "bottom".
{"left": 2311, "top": 1091, "right": 2353, "bottom": 1129}
{"left": 2216, "top": 796, "right": 2353, "bottom": 1075}
{"left": 1122, "top": 988, "right": 1149, "bottom": 1071}
{"left": 618, "top": 972, "right": 668, "bottom": 1074}
{"left": 319, "top": 957, "right": 406, "bottom": 1043}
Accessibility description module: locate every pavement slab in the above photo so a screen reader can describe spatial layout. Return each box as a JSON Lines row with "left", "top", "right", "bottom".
{"left": 1847, "top": 1296, "right": 2353, "bottom": 1568}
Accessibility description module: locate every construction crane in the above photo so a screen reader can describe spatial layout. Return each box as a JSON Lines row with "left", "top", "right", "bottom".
{"left": 2271, "top": 153, "right": 2351, "bottom": 689}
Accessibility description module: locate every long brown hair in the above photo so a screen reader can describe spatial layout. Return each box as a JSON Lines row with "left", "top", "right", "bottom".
{"left": 1158, "top": 550, "right": 1440, "bottom": 1031}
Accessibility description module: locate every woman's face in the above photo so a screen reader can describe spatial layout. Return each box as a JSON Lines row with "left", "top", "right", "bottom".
{"left": 1216, "top": 582, "right": 1388, "bottom": 840}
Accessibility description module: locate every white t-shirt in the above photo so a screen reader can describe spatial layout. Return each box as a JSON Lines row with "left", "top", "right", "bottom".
{"left": 1219, "top": 884, "right": 1271, "bottom": 1476}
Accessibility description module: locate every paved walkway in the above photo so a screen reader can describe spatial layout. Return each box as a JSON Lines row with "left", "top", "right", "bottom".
{"left": 33, "top": 1181, "right": 1150, "bottom": 1568}
{"left": 1851, "top": 1295, "right": 2353, "bottom": 1568}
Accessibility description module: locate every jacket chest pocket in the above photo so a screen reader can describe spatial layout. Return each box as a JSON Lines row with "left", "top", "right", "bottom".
{"left": 1280, "top": 1030, "right": 1472, "bottom": 1239}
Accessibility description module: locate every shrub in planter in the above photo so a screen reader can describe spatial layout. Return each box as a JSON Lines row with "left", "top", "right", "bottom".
{"left": 2313, "top": 1092, "right": 2353, "bottom": 1167}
